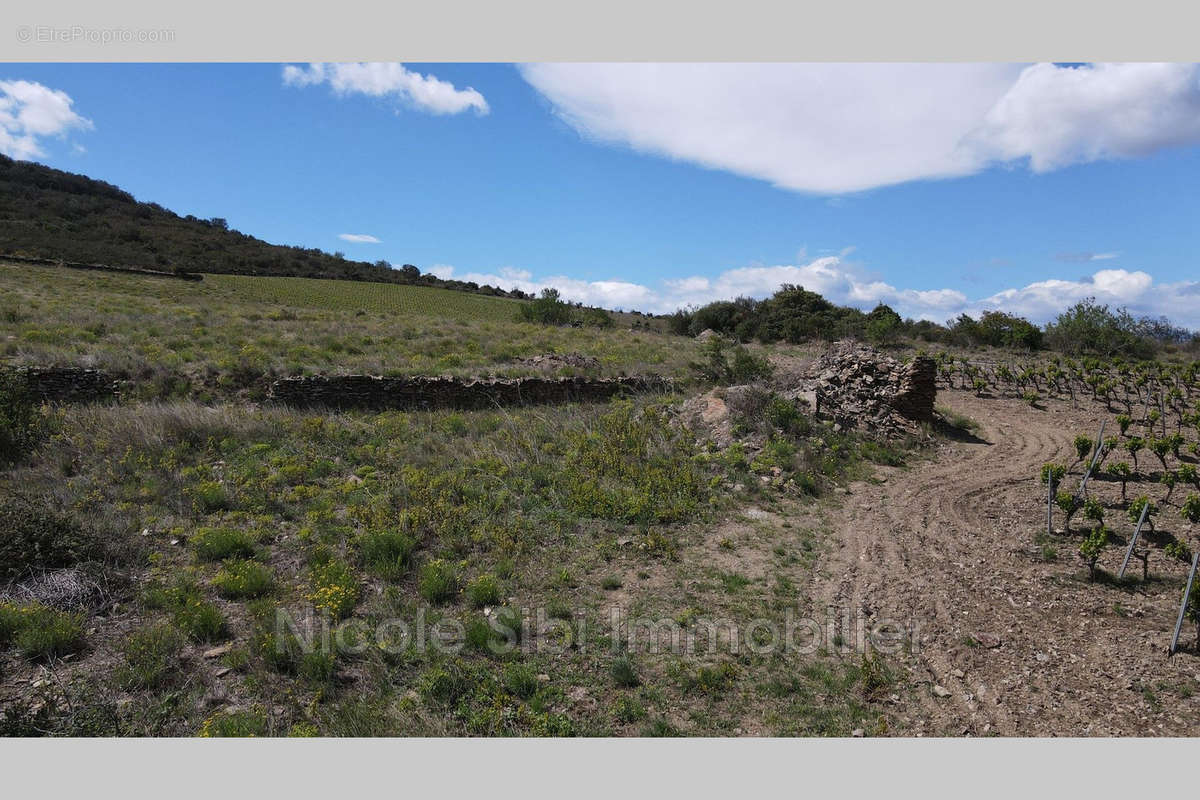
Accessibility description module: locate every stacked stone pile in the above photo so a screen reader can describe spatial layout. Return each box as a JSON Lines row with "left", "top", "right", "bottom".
{"left": 787, "top": 341, "right": 936, "bottom": 435}
{"left": 516, "top": 352, "right": 602, "bottom": 371}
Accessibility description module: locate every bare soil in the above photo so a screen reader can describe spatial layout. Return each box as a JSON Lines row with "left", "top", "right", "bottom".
{"left": 812, "top": 388, "right": 1200, "bottom": 736}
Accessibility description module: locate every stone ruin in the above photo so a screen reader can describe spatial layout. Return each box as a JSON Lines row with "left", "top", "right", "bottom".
{"left": 680, "top": 341, "right": 938, "bottom": 446}
{"left": 787, "top": 341, "right": 937, "bottom": 435}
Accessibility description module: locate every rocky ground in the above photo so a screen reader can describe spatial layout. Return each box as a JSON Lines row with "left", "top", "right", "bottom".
{"left": 806, "top": 388, "right": 1200, "bottom": 735}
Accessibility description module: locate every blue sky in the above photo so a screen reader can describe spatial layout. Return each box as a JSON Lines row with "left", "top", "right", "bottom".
{"left": 2, "top": 62, "right": 1199, "bottom": 326}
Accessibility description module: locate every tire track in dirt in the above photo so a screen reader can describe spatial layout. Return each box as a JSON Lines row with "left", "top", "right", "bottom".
{"left": 809, "top": 389, "right": 1200, "bottom": 735}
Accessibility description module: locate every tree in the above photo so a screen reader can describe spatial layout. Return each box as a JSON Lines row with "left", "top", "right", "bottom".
{"left": 518, "top": 288, "right": 573, "bottom": 326}
{"left": 1044, "top": 298, "right": 1156, "bottom": 360}
{"left": 865, "top": 304, "right": 902, "bottom": 345}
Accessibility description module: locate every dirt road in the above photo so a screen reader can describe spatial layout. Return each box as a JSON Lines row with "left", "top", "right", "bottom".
{"left": 813, "top": 388, "right": 1200, "bottom": 736}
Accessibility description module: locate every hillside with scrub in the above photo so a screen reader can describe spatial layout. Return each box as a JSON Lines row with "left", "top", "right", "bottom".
{"left": 3, "top": 250, "right": 1200, "bottom": 737}
{"left": 0, "top": 261, "right": 675, "bottom": 402}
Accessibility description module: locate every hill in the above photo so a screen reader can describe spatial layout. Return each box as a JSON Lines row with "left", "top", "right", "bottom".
{"left": 0, "top": 260, "right": 692, "bottom": 399}
{"left": 0, "top": 154, "right": 527, "bottom": 299}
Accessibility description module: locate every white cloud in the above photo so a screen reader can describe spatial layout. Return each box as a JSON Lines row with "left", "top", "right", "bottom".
{"left": 965, "top": 63, "right": 1200, "bottom": 172}
{"left": 432, "top": 258, "right": 1200, "bottom": 330}
{"left": 1056, "top": 251, "right": 1120, "bottom": 263}
{"left": 0, "top": 79, "right": 92, "bottom": 159}
{"left": 520, "top": 63, "right": 1200, "bottom": 194}
{"left": 338, "top": 233, "right": 381, "bottom": 243}
{"left": 283, "top": 63, "right": 489, "bottom": 115}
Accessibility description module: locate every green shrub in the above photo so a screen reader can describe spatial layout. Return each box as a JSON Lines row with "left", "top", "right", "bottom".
{"left": 611, "top": 655, "right": 640, "bottom": 688}
{"left": 173, "top": 597, "right": 228, "bottom": 642}
{"left": 690, "top": 336, "right": 773, "bottom": 386}
{"left": 1125, "top": 436, "right": 1145, "bottom": 471}
{"left": 307, "top": 557, "right": 359, "bottom": 620}
{"left": 356, "top": 528, "right": 416, "bottom": 581}
{"left": 580, "top": 307, "right": 615, "bottom": 328}
{"left": 559, "top": 402, "right": 709, "bottom": 524}
{"left": 199, "top": 709, "right": 268, "bottom": 737}
{"left": 0, "top": 498, "right": 102, "bottom": 582}
{"left": 643, "top": 718, "right": 682, "bottom": 736}
{"left": 118, "top": 623, "right": 184, "bottom": 690}
{"left": 191, "top": 527, "right": 256, "bottom": 562}
{"left": 213, "top": 559, "right": 275, "bottom": 599}
{"left": 466, "top": 573, "right": 501, "bottom": 608}
{"left": 614, "top": 696, "right": 647, "bottom": 723}
{"left": 1182, "top": 493, "right": 1200, "bottom": 526}
{"left": 298, "top": 650, "right": 337, "bottom": 684}
{"left": 6, "top": 604, "right": 86, "bottom": 660}
{"left": 187, "top": 480, "right": 232, "bottom": 513}
{"left": 502, "top": 664, "right": 540, "bottom": 700}
{"left": 517, "top": 288, "right": 573, "bottom": 326}
{"left": 1165, "top": 539, "right": 1193, "bottom": 563}
{"left": 418, "top": 559, "right": 460, "bottom": 605}
{"left": 1128, "top": 496, "right": 1156, "bottom": 530}
{"left": 692, "top": 662, "right": 739, "bottom": 694}
{"left": 1073, "top": 434, "right": 1094, "bottom": 464}
{"left": 0, "top": 602, "right": 21, "bottom": 645}
{"left": 751, "top": 436, "right": 796, "bottom": 474}
{"left": 420, "top": 663, "right": 476, "bottom": 708}
{"left": 1178, "top": 465, "right": 1199, "bottom": 490}
{"left": 1056, "top": 491, "right": 1082, "bottom": 532}
{"left": 765, "top": 396, "right": 810, "bottom": 435}
{"left": 1079, "top": 525, "right": 1109, "bottom": 580}
{"left": 730, "top": 346, "right": 773, "bottom": 384}
{"left": 255, "top": 621, "right": 312, "bottom": 675}
{"left": 0, "top": 371, "right": 45, "bottom": 467}
{"left": 1040, "top": 463, "right": 1067, "bottom": 488}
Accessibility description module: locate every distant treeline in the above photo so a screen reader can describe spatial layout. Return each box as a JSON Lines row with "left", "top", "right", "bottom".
{"left": 0, "top": 154, "right": 531, "bottom": 300}
{"left": 667, "top": 284, "right": 1198, "bottom": 359}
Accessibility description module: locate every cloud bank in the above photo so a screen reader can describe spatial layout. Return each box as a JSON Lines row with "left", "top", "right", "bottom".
{"left": 520, "top": 63, "right": 1200, "bottom": 194}
{"left": 283, "top": 63, "right": 489, "bottom": 115}
{"left": 0, "top": 79, "right": 92, "bottom": 159}
{"left": 430, "top": 261, "right": 1200, "bottom": 330}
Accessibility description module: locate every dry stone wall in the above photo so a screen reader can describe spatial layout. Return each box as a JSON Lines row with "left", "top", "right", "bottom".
{"left": 4, "top": 366, "right": 119, "bottom": 404}
{"left": 268, "top": 374, "right": 673, "bottom": 411}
